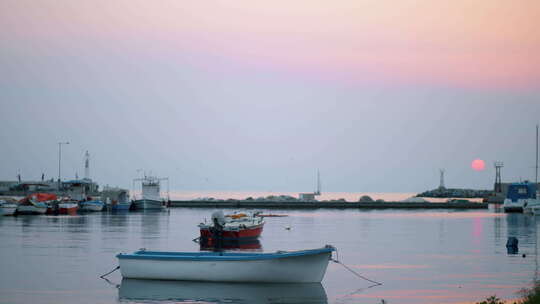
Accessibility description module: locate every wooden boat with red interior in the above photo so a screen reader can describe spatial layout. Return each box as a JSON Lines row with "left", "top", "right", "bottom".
{"left": 198, "top": 211, "right": 264, "bottom": 242}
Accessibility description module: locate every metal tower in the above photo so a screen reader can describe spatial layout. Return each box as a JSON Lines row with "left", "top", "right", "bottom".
{"left": 84, "top": 151, "right": 90, "bottom": 180}
{"left": 439, "top": 169, "right": 445, "bottom": 189}
{"left": 314, "top": 169, "right": 321, "bottom": 196}
{"left": 494, "top": 161, "right": 504, "bottom": 193}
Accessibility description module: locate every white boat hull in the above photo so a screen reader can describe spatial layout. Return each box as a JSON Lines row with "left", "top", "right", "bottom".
{"left": 0, "top": 205, "right": 17, "bottom": 216}
{"left": 17, "top": 205, "right": 47, "bottom": 214}
{"left": 503, "top": 199, "right": 525, "bottom": 213}
{"left": 118, "top": 249, "right": 333, "bottom": 283}
{"left": 133, "top": 199, "right": 166, "bottom": 210}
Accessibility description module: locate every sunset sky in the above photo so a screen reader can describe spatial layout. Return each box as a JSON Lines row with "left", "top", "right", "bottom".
{"left": 1, "top": 0, "right": 539, "bottom": 192}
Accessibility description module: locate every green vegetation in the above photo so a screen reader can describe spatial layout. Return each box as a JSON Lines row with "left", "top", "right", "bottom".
{"left": 476, "top": 281, "right": 540, "bottom": 304}
{"left": 521, "top": 281, "right": 540, "bottom": 304}
{"left": 476, "top": 296, "right": 505, "bottom": 304}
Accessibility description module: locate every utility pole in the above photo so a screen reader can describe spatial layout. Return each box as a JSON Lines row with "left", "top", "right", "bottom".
{"left": 58, "top": 141, "right": 70, "bottom": 189}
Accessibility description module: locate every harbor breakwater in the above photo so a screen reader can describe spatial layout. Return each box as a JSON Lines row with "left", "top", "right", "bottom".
{"left": 170, "top": 200, "right": 488, "bottom": 209}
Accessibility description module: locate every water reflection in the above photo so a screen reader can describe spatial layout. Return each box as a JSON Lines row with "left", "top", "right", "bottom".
{"left": 506, "top": 214, "right": 536, "bottom": 246}
{"left": 199, "top": 238, "right": 262, "bottom": 251}
{"left": 118, "top": 279, "right": 328, "bottom": 304}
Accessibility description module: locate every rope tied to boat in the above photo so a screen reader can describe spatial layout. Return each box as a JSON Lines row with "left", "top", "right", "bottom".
{"left": 99, "top": 266, "right": 120, "bottom": 279}
{"left": 330, "top": 248, "right": 382, "bottom": 287}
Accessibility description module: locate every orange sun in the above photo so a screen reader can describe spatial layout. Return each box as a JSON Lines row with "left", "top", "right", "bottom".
{"left": 471, "top": 159, "right": 485, "bottom": 171}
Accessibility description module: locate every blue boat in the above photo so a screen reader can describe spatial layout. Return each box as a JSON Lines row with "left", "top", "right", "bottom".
{"left": 117, "top": 246, "right": 336, "bottom": 283}
{"left": 79, "top": 200, "right": 105, "bottom": 212}
{"left": 102, "top": 186, "right": 132, "bottom": 211}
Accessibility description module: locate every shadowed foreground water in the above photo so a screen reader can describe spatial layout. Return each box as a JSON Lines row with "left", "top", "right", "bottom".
{"left": 0, "top": 207, "right": 538, "bottom": 304}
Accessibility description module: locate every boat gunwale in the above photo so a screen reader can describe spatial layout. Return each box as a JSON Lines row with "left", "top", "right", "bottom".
{"left": 117, "top": 247, "right": 335, "bottom": 261}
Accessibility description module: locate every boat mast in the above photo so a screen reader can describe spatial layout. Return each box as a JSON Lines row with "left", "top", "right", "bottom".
{"left": 534, "top": 124, "right": 538, "bottom": 187}
{"left": 534, "top": 124, "right": 540, "bottom": 199}
{"left": 315, "top": 169, "right": 321, "bottom": 196}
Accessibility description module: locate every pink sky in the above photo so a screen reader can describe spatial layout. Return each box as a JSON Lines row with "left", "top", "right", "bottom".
{"left": 1, "top": 0, "right": 539, "bottom": 89}
{"left": 0, "top": 0, "right": 540, "bottom": 89}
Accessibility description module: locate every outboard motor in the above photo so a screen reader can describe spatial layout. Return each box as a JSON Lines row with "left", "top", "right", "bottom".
{"left": 210, "top": 210, "right": 226, "bottom": 253}
{"left": 211, "top": 210, "right": 226, "bottom": 227}
{"left": 506, "top": 237, "right": 519, "bottom": 254}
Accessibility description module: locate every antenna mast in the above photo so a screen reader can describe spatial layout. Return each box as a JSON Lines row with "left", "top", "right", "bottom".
{"left": 84, "top": 151, "right": 90, "bottom": 180}
{"left": 315, "top": 169, "right": 321, "bottom": 196}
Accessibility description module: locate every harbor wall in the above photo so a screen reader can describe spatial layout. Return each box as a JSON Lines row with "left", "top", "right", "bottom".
{"left": 170, "top": 200, "right": 488, "bottom": 209}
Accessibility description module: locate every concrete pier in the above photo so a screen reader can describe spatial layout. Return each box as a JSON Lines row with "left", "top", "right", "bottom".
{"left": 170, "top": 200, "right": 488, "bottom": 209}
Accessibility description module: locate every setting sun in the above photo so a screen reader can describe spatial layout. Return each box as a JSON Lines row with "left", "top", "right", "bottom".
{"left": 471, "top": 159, "right": 486, "bottom": 171}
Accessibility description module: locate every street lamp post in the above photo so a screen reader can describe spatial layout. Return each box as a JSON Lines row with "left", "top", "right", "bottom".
{"left": 58, "top": 141, "right": 70, "bottom": 189}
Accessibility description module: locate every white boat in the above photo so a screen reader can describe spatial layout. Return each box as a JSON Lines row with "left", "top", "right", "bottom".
{"left": 119, "top": 279, "right": 327, "bottom": 304}
{"left": 132, "top": 175, "right": 169, "bottom": 210}
{"left": 530, "top": 205, "right": 540, "bottom": 215}
{"left": 0, "top": 200, "right": 17, "bottom": 216}
{"left": 102, "top": 186, "right": 132, "bottom": 211}
{"left": 133, "top": 198, "right": 167, "bottom": 210}
{"left": 503, "top": 181, "right": 538, "bottom": 213}
{"left": 117, "top": 246, "right": 335, "bottom": 283}
{"left": 79, "top": 200, "right": 105, "bottom": 211}
{"left": 17, "top": 203, "right": 47, "bottom": 214}
{"left": 17, "top": 193, "right": 53, "bottom": 215}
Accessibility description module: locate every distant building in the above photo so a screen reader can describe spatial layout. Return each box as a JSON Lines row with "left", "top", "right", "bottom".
{"left": 299, "top": 193, "right": 316, "bottom": 201}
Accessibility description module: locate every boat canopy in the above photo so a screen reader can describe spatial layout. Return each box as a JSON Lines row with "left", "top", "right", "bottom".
{"left": 507, "top": 182, "right": 537, "bottom": 201}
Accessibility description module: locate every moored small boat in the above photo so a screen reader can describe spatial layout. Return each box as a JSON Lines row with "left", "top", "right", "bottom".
{"left": 0, "top": 200, "right": 18, "bottom": 216}
{"left": 133, "top": 198, "right": 167, "bottom": 210}
{"left": 198, "top": 211, "right": 265, "bottom": 242}
{"left": 17, "top": 193, "right": 54, "bottom": 215}
{"left": 132, "top": 175, "right": 169, "bottom": 210}
{"left": 79, "top": 199, "right": 105, "bottom": 211}
{"left": 59, "top": 201, "right": 78, "bottom": 215}
{"left": 102, "top": 186, "right": 132, "bottom": 211}
{"left": 116, "top": 246, "right": 335, "bottom": 283}
{"left": 503, "top": 181, "right": 538, "bottom": 213}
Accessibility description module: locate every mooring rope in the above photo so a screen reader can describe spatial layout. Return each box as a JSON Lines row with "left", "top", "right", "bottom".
{"left": 99, "top": 266, "right": 120, "bottom": 279}
{"left": 330, "top": 248, "right": 382, "bottom": 286}
{"left": 331, "top": 258, "right": 382, "bottom": 286}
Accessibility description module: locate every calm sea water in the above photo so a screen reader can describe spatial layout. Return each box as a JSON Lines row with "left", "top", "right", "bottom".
{"left": 0, "top": 207, "right": 538, "bottom": 304}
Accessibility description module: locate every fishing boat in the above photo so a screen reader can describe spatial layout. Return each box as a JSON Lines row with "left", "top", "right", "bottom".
{"left": 116, "top": 245, "right": 335, "bottom": 283}
{"left": 79, "top": 199, "right": 105, "bottom": 211}
{"left": 17, "top": 193, "right": 55, "bottom": 214}
{"left": 132, "top": 175, "right": 169, "bottom": 210}
{"left": 58, "top": 200, "right": 79, "bottom": 215}
{"left": 198, "top": 211, "right": 265, "bottom": 243}
{"left": 0, "top": 200, "right": 18, "bottom": 216}
{"left": 503, "top": 181, "right": 538, "bottom": 213}
{"left": 102, "top": 186, "right": 132, "bottom": 211}
{"left": 118, "top": 279, "right": 328, "bottom": 304}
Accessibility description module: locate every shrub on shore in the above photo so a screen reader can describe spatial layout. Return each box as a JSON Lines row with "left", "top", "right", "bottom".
{"left": 476, "top": 281, "right": 540, "bottom": 304}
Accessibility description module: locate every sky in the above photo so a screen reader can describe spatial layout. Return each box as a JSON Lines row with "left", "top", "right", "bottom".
{"left": 1, "top": 0, "right": 539, "bottom": 193}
